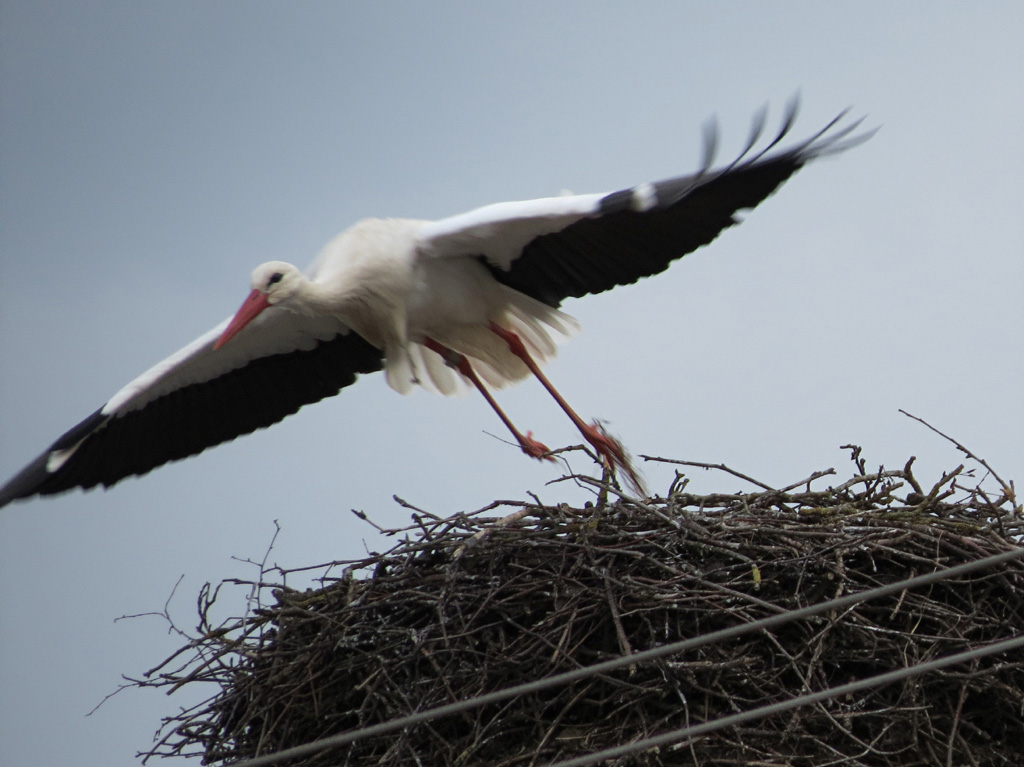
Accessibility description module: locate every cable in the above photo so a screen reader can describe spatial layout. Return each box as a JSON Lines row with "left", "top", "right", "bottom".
{"left": 544, "top": 631, "right": 1024, "bottom": 767}
{"left": 226, "top": 545, "right": 1024, "bottom": 767}
{"left": 542, "top": 632, "right": 1024, "bottom": 767}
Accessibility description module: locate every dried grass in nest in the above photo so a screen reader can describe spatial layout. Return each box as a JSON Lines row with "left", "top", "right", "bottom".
{"left": 134, "top": 444, "right": 1023, "bottom": 766}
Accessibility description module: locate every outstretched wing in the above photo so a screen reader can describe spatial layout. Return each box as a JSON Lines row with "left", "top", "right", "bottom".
{"left": 0, "top": 307, "right": 383, "bottom": 507}
{"left": 419, "top": 100, "right": 873, "bottom": 306}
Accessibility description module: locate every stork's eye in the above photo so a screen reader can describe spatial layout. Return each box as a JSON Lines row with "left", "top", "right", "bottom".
{"left": 267, "top": 272, "right": 284, "bottom": 287}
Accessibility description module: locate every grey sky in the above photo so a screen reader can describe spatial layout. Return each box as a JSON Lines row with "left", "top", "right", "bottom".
{"left": 1, "top": 3, "right": 1021, "bottom": 764}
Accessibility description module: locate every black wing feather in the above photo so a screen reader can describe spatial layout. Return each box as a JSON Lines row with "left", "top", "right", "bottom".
{"left": 0, "top": 332, "right": 383, "bottom": 506}
{"left": 487, "top": 109, "right": 871, "bottom": 307}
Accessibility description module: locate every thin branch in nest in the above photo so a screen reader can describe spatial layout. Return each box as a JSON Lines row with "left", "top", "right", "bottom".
{"left": 349, "top": 508, "right": 389, "bottom": 534}
{"left": 900, "top": 408, "right": 1019, "bottom": 512}
{"left": 640, "top": 455, "right": 779, "bottom": 492}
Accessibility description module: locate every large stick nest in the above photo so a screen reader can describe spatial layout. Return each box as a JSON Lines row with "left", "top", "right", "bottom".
{"left": 135, "top": 445, "right": 1023, "bottom": 766}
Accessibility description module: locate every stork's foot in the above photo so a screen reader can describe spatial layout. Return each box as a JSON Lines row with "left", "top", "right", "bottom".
{"left": 579, "top": 420, "right": 627, "bottom": 466}
{"left": 581, "top": 421, "right": 646, "bottom": 495}
{"left": 519, "top": 431, "right": 556, "bottom": 462}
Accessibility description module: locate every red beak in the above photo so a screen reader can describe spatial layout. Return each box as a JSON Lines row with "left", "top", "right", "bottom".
{"left": 214, "top": 289, "right": 271, "bottom": 349}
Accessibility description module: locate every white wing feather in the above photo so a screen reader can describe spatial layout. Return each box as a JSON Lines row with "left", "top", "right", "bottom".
{"left": 417, "top": 193, "right": 604, "bottom": 269}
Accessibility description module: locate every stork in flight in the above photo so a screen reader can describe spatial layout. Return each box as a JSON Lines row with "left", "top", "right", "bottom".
{"left": 0, "top": 101, "right": 871, "bottom": 508}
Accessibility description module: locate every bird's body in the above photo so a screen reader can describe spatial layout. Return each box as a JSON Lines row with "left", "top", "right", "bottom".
{"left": 300, "top": 217, "right": 577, "bottom": 395}
{"left": 0, "top": 101, "right": 872, "bottom": 508}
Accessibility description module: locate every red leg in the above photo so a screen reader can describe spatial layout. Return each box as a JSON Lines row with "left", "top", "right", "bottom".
{"left": 423, "top": 338, "right": 554, "bottom": 461}
{"left": 488, "top": 322, "right": 644, "bottom": 492}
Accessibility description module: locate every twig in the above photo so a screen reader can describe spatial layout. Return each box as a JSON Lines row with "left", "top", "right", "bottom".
{"left": 899, "top": 409, "right": 1018, "bottom": 512}
{"left": 640, "top": 455, "right": 778, "bottom": 492}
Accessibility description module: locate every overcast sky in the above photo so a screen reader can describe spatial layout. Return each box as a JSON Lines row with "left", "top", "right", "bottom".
{"left": 1, "top": 3, "right": 1021, "bottom": 765}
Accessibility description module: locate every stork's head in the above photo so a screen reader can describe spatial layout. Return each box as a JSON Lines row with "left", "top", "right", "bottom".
{"left": 214, "top": 261, "right": 303, "bottom": 349}
{"left": 250, "top": 261, "right": 304, "bottom": 305}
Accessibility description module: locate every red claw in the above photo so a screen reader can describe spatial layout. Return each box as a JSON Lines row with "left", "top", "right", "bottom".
{"left": 520, "top": 431, "right": 556, "bottom": 462}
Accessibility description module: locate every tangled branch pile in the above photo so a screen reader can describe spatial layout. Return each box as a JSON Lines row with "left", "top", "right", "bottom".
{"left": 136, "top": 447, "right": 1023, "bottom": 766}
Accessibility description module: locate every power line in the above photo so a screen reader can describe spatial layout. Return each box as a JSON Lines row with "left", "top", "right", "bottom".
{"left": 542, "top": 632, "right": 1024, "bottom": 767}
{"left": 225, "top": 545, "right": 1024, "bottom": 767}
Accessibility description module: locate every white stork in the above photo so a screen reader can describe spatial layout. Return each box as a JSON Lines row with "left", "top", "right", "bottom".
{"left": 0, "top": 101, "right": 871, "bottom": 508}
